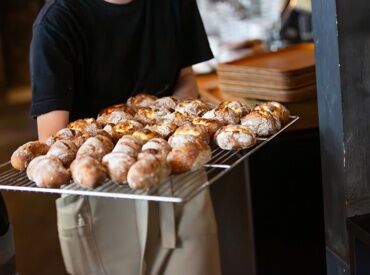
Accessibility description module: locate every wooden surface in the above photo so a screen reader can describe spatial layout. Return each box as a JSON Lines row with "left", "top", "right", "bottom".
{"left": 197, "top": 73, "right": 319, "bottom": 131}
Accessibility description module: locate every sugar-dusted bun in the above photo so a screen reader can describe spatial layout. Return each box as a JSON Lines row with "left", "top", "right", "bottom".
{"left": 68, "top": 118, "right": 101, "bottom": 133}
{"left": 145, "top": 121, "right": 178, "bottom": 139}
{"left": 219, "top": 101, "right": 250, "bottom": 117}
{"left": 170, "top": 124, "right": 210, "bottom": 144}
{"left": 127, "top": 155, "right": 163, "bottom": 190}
{"left": 70, "top": 156, "right": 107, "bottom": 189}
{"left": 254, "top": 102, "right": 290, "bottom": 124}
{"left": 175, "top": 99, "right": 210, "bottom": 117}
{"left": 47, "top": 140, "right": 78, "bottom": 167}
{"left": 153, "top": 96, "right": 178, "bottom": 110}
{"left": 127, "top": 93, "right": 157, "bottom": 107}
{"left": 11, "top": 141, "right": 50, "bottom": 170}
{"left": 102, "top": 152, "right": 136, "bottom": 184}
{"left": 27, "top": 155, "right": 71, "bottom": 188}
{"left": 97, "top": 110, "right": 134, "bottom": 126}
{"left": 202, "top": 106, "right": 240, "bottom": 125}
{"left": 167, "top": 141, "right": 211, "bottom": 174}
{"left": 45, "top": 128, "right": 82, "bottom": 146}
{"left": 192, "top": 117, "right": 223, "bottom": 137}
{"left": 241, "top": 110, "right": 281, "bottom": 137}
{"left": 76, "top": 135, "right": 114, "bottom": 161}
{"left": 98, "top": 103, "right": 134, "bottom": 116}
{"left": 214, "top": 125, "right": 256, "bottom": 150}
{"left": 104, "top": 120, "right": 144, "bottom": 141}
{"left": 132, "top": 129, "right": 159, "bottom": 144}
{"left": 163, "top": 111, "right": 194, "bottom": 126}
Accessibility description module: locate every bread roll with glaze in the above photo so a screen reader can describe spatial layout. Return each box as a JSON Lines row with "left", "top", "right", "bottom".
{"left": 76, "top": 135, "right": 114, "bottom": 161}
{"left": 27, "top": 155, "right": 71, "bottom": 188}
{"left": 70, "top": 156, "right": 107, "bottom": 189}
{"left": 167, "top": 141, "right": 212, "bottom": 174}
{"left": 241, "top": 110, "right": 281, "bottom": 136}
{"left": 102, "top": 152, "right": 136, "bottom": 184}
{"left": 202, "top": 106, "right": 240, "bottom": 125}
{"left": 175, "top": 99, "right": 210, "bottom": 116}
{"left": 11, "top": 141, "right": 50, "bottom": 170}
{"left": 127, "top": 155, "right": 163, "bottom": 190}
{"left": 145, "top": 121, "right": 178, "bottom": 139}
{"left": 47, "top": 140, "right": 78, "bottom": 167}
{"left": 214, "top": 125, "right": 256, "bottom": 150}
{"left": 254, "top": 102, "right": 290, "bottom": 124}
{"left": 127, "top": 93, "right": 157, "bottom": 107}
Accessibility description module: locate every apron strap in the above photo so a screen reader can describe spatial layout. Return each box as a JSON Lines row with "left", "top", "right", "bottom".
{"left": 135, "top": 200, "right": 149, "bottom": 275}
{"left": 159, "top": 202, "right": 176, "bottom": 249}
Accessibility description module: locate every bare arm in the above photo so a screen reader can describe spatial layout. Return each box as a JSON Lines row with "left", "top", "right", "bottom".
{"left": 37, "top": 111, "right": 70, "bottom": 141}
{"left": 173, "top": 67, "right": 199, "bottom": 99}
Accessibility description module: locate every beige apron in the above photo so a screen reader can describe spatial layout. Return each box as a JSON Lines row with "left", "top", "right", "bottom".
{"left": 56, "top": 170, "right": 221, "bottom": 275}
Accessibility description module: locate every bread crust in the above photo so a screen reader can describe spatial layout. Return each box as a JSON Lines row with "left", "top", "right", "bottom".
{"left": 127, "top": 93, "right": 157, "bottom": 107}
{"left": 145, "top": 121, "right": 178, "bottom": 139}
{"left": 70, "top": 156, "right": 107, "bottom": 189}
{"left": 254, "top": 102, "right": 290, "bottom": 124}
{"left": 241, "top": 110, "right": 281, "bottom": 136}
{"left": 97, "top": 110, "right": 134, "bottom": 126}
{"left": 68, "top": 118, "right": 101, "bottom": 133}
{"left": 168, "top": 124, "right": 210, "bottom": 147}
{"left": 214, "top": 125, "right": 256, "bottom": 150}
{"left": 102, "top": 152, "right": 136, "bottom": 184}
{"left": 47, "top": 140, "right": 78, "bottom": 167}
{"left": 202, "top": 106, "right": 240, "bottom": 125}
{"left": 192, "top": 117, "right": 223, "bottom": 137}
{"left": 11, "top": 141, "right": 50, "bottom": 170}
{"left": 152, "top": 96, "right": 178, "bottom": 110}
{"left": 127, "top": 155, "right": 163, "bottom": 190}
{"left": 76, "top": 135, "right": 114, "bottom": 161}
{"left": 132, "top": 129, "right": 159, "bottom": 143}
{"left": 175, "top": 99, "right": 210, "bottom": 116}
{"left": 219, "top": 101, "right": 250, "bottom": 117}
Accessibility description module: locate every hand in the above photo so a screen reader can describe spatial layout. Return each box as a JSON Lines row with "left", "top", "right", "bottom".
{"left": 37, "top": 110, "right": 70, "bottom": 141}
{"left": 173, "top": 67, "right": 200, "bottom": 99}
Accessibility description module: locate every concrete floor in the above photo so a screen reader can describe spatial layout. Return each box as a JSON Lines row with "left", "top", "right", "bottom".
{"left": 0, "top": 103, "right": 68, "bottom": 275}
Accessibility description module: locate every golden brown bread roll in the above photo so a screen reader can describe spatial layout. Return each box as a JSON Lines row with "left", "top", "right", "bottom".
{"left": 219, "top": 101, "right": 250, "bottom": 117}
{"left": 152, "top": 96, "right": 178, "bottom": 110}
{"left": 113, "top": 136, "right": 142, "bottom": 158}
{"left": 202, "top": 106, "right": 240, "bottom": 125}
{"left": 27, "top": 155, "right": 71, "bottom": 188}
{"left": 45, "top": 128, "right": 82, "bottom": 146}
{"left": 68, "top": 118, "right": 101, "bottom": 133}
{"left": 175, "top": 99, "right": 210, "bottom": 117}
{"left": 98, "top": 103, "right": 134, "bottom": 116}
{"left": 134, "top": 107, "right": 170, "bottom": 125}
{"left": 127, "top": 93, "right": 157, "bottom": 107}
{"left": 132, "top": 129, "right": 159, "bottom": 144}
{"left": 214, "top": 125, "right": 256, "bottom": 150}
{"left": 241, "top": 110, "right": 281, "bottom": 137}
{"left": 47, "top": 140, "right": 78, "bottom": 167}
{"left": 76, "top": 135, "right": 114, "bottom": 161}
{"left": 96, "top": 110, "right": 134, "bottom": 126}
{"left": 192, "top": 117, "right": 223, "bottom": 137}
{"left": 127, "top": 155, "right": 165, "bottom": 190}
{"left": 145, "top": 121, "right": 178, "bottom": 139}
{"left": 102, "top": 152, "right": 136, "bottom": 184}
{"left": 167, "top": 141, "right": 212, "bottom": 174}
{"left": 11, "top": 141, "right": 50, "bottom": 170}
{"left": 70, "top": 156, "right": 107, "bottom": 189}
{"left": 138, "top": 138, "right": 172, "bottom": 162}
{"left": 168, "top": 124, "right": 210, "bottom": 148}
{"left": 163, "top": 111, "right": 194, "bottom": 126}
{"left": 254, "top": 102, "right": 290, "bottom": 124}
{"left": 103, "top": 120, "right": 144, "bottom": 141}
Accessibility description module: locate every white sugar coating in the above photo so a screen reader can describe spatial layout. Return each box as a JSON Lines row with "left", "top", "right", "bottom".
{"left": 215, "top": 128, "right": 255, "bottom": 150}
{"left": 168, "top": 134, "right": 198, "bottom": 148}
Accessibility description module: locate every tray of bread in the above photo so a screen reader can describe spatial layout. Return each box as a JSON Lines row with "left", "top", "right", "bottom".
{"left": 0, "top": 95, "right": 298, "bottom": 203}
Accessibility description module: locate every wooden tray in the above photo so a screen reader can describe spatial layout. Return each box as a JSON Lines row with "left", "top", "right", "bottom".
{"left": 218, "top": 43, "right": 315, "bottom": 76}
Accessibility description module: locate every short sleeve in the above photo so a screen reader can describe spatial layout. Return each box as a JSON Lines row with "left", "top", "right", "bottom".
{"left": 178, "top": 0, "right": 214, "bottom": 68}
{"left": 30, "top": 24, "right": 74, "bottom": 118}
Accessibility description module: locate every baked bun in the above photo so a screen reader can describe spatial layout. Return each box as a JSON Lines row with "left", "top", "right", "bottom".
{"left": 47, "top": 140, "right": 78, "bottom": 167}
{"left": 145, "top": 121, "right": 178, "bottom": 139}
{"left": 192, "top": 117, "right": 223, "bottom": 137}
{"left": 98, "top": 103, "right": 133, "bottom": 116}
{"left": 175, "top": 99, "right": 210, "bottom": 116}
{"left": 127, "top": 155, "right": 163, "bottom": 190}
{"left": 127, "top": 93, "right": 157, "bottom": 107}
{"left": 76, "top": 135, "right": 114, "bottom": 161}
{"left": 241, "top": 110, "right": 281, "bottom": 136}
{"left": 168, "top": 124, "right": 210, "bottom": 148}
{"left": 163, "top": 111, "right": 194, "bottom": 126}
{"left": 214, "top": 125, "right": 256, "bottom": 150}
{"left": 70, "top": 156, "right": 107, "bottom": 189}
{"left": 167, "top": 141, "right": 211, "bottom": 174}
{"left": 68, "top": 118, "right": 101, "bottom": 133}
{"left": 113, "top": 136, "right": 142, "bottom": 158}
{"left": 45, "top": 128, "right": 82, "bottom": 146}
{"left": 254, "top": 102, "right": 290, "bottom": 124}
{"left": 138, "top": 138, "right": 172, "bottom": 162}
{"left": 103, "top": 120, "right": 143, "bottom": 141}
{"left": 102, "top": 152, "right": 136, "bottom": 184}
{"left": 153, "top": 96, "right": 178, "bottom": 110}
{"left": 27, "top": 156, "right": 71, "bottom": 188}
{"left": 11, "top": 141, "right": 50, "bottom": 170}
{"left": 219, "top": 101, "right": 250, "bottom": 117}
{"left": 97, "top": 110, "right": 134, "bottom": 126}
{"left": 132, "top": 129, "right": 159, "bottom": 144}
{"left": 202, "top": 106, "right": 240, "bottom": 125}
{"left": 134, "top": 107, "right": 170, "bottom": 125}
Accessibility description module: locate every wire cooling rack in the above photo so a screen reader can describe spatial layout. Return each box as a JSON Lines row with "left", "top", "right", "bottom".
{"left": 0, "top": 116, "right": 299, "bottom": 203}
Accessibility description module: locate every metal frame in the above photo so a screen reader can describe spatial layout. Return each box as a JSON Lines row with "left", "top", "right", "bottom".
{"left": 0, "top": 117, "right": 299, "bottom": 203}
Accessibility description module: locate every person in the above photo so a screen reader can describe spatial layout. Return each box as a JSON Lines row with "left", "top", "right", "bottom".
{"left": 30, "top": 0, "right": 221, "bottom": 274}
{"left": 0, "top": 194, "right": 16, "bottom": 275}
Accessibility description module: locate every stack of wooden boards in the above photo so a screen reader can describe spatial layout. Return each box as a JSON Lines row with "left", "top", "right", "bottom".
{"left": 217, "top": 43, "right": 316, "bottom": 102}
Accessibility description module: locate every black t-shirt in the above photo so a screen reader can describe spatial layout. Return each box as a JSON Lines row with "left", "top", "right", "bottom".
{"left": 0, "top": 193, "right": 9, "bottom": 236}
{"left": 30, "top": 0, "right": 213, "bottom": 120}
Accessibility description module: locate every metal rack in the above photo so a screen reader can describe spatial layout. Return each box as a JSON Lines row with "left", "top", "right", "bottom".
{"left": 0, "top": 116, "right": 299, "bottom": 203}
